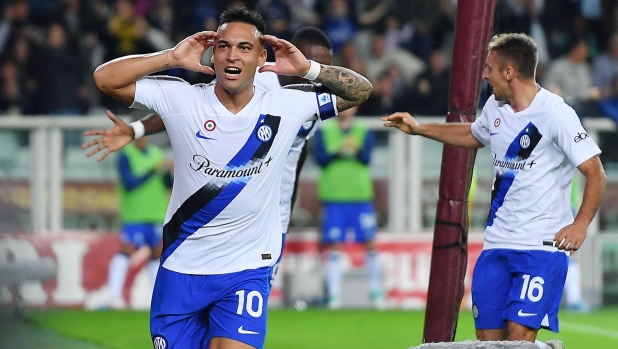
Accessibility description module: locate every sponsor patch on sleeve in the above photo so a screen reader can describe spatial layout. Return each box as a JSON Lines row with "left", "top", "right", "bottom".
{"left": 314, "top": 85, "right": 337, "bottom": 120}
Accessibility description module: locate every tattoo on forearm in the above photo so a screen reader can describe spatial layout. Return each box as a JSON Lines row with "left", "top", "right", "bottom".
{"left": 315, "top": 65, "right": 373, "bottom": 111}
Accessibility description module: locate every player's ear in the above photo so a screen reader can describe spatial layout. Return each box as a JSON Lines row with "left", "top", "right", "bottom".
{"left": 258, "top": 48, "right": 267, "bottom": 67}
{"left": 504, "top": 66, "right": 513, "bottom": 81}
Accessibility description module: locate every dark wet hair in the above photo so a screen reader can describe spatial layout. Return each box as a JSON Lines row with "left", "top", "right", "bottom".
{"left": 291, "top": 26, "right": 332, "bottom": 51}
{"left": 218, "top": 7, "right": 266, "bottom": 36}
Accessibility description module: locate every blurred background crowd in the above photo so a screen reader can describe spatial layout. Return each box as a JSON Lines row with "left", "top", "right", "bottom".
{"left": 2, "top": 0, "right": 618, "bottom": 146}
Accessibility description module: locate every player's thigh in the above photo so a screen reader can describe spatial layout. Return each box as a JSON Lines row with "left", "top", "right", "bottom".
{"left": 209, "top": 337, "right": 257, "bottom": 349}
{"left": 322, "top": 203, "right": 347, "bottom": 243}
{"left": 150, "top": 268, "right": 214, "bottom": 349}
{"left": 206, "top": 267, "right": 272, "bottom": 349}
{"left": 471, "top": 249, "right": 511, "bottom": 330}
{"left": 505, "top": 250, "right": 568, "bottom": 333}
{"left": 348, "top": 202, "right": 377, "bottom": 243}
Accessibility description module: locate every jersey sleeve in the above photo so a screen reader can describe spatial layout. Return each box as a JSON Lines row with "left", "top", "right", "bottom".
{"left": 470, "top": 105, "right": 491, "bottom": 147}
{"left": 313, "top": 85, "right": 338, "bottom": 121}
{"left": 275, "top": 86, "right": 338, "bottom": 122}
{"left": 130, "top": 76, "right": 195, "bottom": 116}
{"left": 552, "top": 106, "right": 601, "bottom": 167}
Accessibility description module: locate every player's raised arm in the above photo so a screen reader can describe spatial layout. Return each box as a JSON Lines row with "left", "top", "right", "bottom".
{"left": 382, "top": 112, "right": 484, "bottom": 149}
{"left": 260, "top": 35, "right": 372, "bottom": 112}
{"left": 93, "top": 31, "right": 217, "bottom": 105}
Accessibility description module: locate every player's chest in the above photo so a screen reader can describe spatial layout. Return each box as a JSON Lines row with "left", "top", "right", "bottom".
{"left": 489, "top": 115, "right": 550, "bottom": 160}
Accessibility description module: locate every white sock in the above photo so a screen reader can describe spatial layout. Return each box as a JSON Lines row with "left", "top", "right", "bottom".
{"left": 366, "top": 250, "right": 381, "bottom": 294}
{"left": 326, "top": 250, "right": 342, "bottom": 299}
{"left": 535, "top": 340, "right": 551, "bottom": 349}
{"left": 147, "top": 259, "right": 160, "bottom": 285}
{"left": 108, "top": 253, "right": 130, "bottom": 300}
{"left": 565, "top": 258, "right": 582, "bottom": 305}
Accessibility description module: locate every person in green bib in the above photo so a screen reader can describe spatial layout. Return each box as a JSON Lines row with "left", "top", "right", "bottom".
{"left": 107, "top": 130, "right": 173, "bottom": 309}
{"left": 311, "top": 106, "right": 382, "bottom": 310}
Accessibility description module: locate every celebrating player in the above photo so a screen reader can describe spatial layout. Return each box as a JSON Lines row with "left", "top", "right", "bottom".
{"left": 82, "top": 27, "right": 335, "bottom": 287}
{"left": 88, "top": 6, "right": 371, "bottom": 349}
{"left": 383, "top": 33, "right": 606, "bottom": 349}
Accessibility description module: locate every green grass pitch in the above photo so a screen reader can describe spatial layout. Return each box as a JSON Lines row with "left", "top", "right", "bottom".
{"left": 23, "top": 307, "right": 618, "bottom": 349}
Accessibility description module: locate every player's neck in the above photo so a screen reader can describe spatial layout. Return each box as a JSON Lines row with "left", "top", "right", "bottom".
{"left": 214, "top": 84, "right": 255, "bottom": 114}
{"left": 507, "top": 80, "right": 540, "bottom": 113}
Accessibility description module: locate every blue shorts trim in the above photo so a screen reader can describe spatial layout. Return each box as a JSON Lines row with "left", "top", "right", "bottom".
{"left": 150, "top": 266, "right": 272, "bottom": 349}
{"left": 321, "top": 202, "right": 377, "bottom": 243}
{"left": 121, "top": 223, "right": 162, "bottom": 249}
{"left": 471, "top": 249, "right": 568, "bottom": 332}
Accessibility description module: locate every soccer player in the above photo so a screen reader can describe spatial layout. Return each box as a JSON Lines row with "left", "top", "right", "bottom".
{"left": 382, "top": 33, "right": 606, "bottom": 349}
{"left": 88, "top": 7, "right": 371, "bottom": 349}
{"left": 82, "top": 27, "right": 335, "bottom": 286}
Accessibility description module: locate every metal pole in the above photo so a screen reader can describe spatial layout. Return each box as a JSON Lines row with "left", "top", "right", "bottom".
{"left": 30, "top": 128, "right": 47, "bottom": 234}
{"left": 49, "top": 128, "right": 63, "bottom": 233}
{"left": 388, "top": 130, "right": 407, "bottom": 231}
{"left": 408, "top": 136, "right": 422, "bottom": 231}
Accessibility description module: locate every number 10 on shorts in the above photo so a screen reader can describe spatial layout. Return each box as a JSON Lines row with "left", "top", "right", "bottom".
{"left": 236, "top": 290, "right": 264, "bottom": 317}
{"left": 519, "top": 274, "right": 545, "bottom": 302}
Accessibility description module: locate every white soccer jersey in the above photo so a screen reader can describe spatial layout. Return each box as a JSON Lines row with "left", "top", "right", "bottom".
{"left": 254, "top": 64, "right": 319, "bottom": 233}
{"left": 131, "top": 76, "right": 336, "bottom": 275}
{"left": 471, "top": 88, "right": 601, "bottom": 251}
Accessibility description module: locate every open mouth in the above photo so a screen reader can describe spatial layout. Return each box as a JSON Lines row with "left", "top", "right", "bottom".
{"left": 224, "top": 67, "right": 242, "bottom": 78}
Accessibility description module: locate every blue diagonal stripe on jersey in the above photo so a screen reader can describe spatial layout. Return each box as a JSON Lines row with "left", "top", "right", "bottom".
{"left": 162, "top": 180, "right": 247, "bottom": 262}
{"left": 486, "top": 122, "right": 542, "bottom": 227}
{"left": 227, "top": 114, "right": 281, "bottom": 169}
{"left": 161, "top": 114, "right": 281, "bottom": 261}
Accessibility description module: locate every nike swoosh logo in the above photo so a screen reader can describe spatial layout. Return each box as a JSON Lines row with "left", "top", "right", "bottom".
{"left": 196, "top": 131, "right": 216, "bottom": 140}
{"left": 490, "top": 132, "right": 499, "bottom": 136}
{"left": 517, "top": 309, "right": 537, "bottom": 317}
{"left": 238, "top": 326, "right": 259, "bottom": 335}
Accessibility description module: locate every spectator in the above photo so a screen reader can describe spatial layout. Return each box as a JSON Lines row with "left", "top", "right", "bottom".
{"left": 282, "top": 0, "right": 321, "bottom": 31}
{"left": 592, "top": 32, "right": 618, "bottom": 99}
{"left": 0, "top": 59, "right": 27, "bottom": 115}
{"left": 352, "top": 0, "right": 394, "bottom": 59}
{"left": 364, "top": 30, "right": 424, "bottom": 84}
{"left": 382, "top": 12, "right": 413, "bottom": 52}
{"left": 543, "top": 36, "right": 598, "bottom": 103}
{"left": 311, "top": 106, "right": 382, "bottom": 310}
{"left": 0, "top": 37, "right": 35, "bottom": 115}
{"left": 404, "top": 49, "right": 451, "bottom": 116}
{"left": 499, "top": 0, "right": 551, "bottom": 76}
{"left": 596, "top": 74, "right": 618, "bottom": 124}
{"left": 34, "top": 22, "right": 88, "bottom": 115}
{"left": 321, "top": 0, "right": 356, "bottom": 55}
{"left": 358, "top": 64, "right": 407, "bottom": 116}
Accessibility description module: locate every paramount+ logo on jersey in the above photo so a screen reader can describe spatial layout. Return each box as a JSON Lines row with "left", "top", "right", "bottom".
{"left": 492, "top": 152, "right": 537, "bottom": 170}
{"left": 190, "top": 155, "right": 273, "bottom": 178}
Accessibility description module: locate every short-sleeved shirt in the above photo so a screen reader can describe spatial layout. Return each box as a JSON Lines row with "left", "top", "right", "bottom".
{"left": 470, "top": 88, "right": 601, "bottom": 251}
{"left": 131, "top": 76, "right": 337, "bottom": 275}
